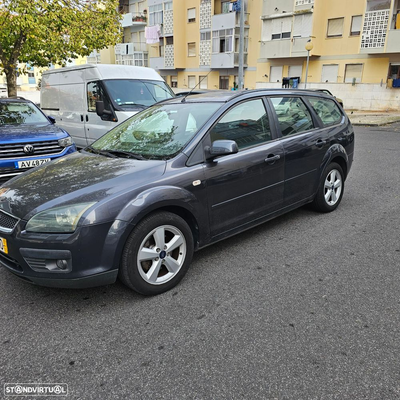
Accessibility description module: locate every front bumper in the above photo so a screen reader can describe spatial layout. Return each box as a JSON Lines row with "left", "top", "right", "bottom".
{"left": 0, "top": 219, "right": 130, "bottom": 289}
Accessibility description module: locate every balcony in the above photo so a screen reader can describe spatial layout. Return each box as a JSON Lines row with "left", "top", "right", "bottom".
{"left": 149, "top": 57, "right": 165, "bottom": 70}
{"left": 386, "top": 29, "right": 400, "bottom": 53}
{"left": 121, "top": 12, "right": 148, "bottom": 28}
{"left": 259, "top": 39, "right": 291, "bottom": 59}
{"left": 211, "top": 52, "right": 247, "bottom": 69}
{"left": 212, "top": 11, "right": 250, "bottom": 31}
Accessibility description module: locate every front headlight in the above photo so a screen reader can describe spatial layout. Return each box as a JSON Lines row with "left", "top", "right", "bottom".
{"left": 58, "top": 136, "right": 74, "bottom": 147}
{"left": 26, "top": 202, "right": 96, "bottom": 233}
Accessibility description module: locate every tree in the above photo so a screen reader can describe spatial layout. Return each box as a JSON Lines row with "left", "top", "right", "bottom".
{"left": 0, "top": 0, "right": 122, "bottom": 97}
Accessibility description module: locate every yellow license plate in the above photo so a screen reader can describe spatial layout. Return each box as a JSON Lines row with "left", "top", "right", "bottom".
{"left": 0, "top": 237, "right": 8, "bottom": 254}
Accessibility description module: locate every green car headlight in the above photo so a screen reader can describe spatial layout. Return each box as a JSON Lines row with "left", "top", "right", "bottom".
{"left": 26, "top": 202, "right": 96, "bottom": 233}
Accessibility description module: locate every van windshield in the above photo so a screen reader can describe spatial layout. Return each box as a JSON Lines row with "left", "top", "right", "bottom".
{"left": 103, "top": 79, "right": 174, "bottom": 111}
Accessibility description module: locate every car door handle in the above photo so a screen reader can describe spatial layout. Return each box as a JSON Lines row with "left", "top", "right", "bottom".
{"left": 80, "top": 115, "right": 84, "bottom": 122}
{"left": 265, "top": 154, "right": 281, "bottom": 164}
{"left": 86, "top": 115, "right": 89, "bottom": 122}
{"left": 316, "top": 140, "right": 326, "bottom": 148}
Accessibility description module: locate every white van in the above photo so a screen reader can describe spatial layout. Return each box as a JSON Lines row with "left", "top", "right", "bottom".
{"left": 41, "top": 64, "right": 175, "bottom": 148}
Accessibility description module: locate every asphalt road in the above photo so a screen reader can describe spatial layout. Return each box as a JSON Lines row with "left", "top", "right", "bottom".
{"left": 1, "top": 123, "right": 400, "bottom": 400}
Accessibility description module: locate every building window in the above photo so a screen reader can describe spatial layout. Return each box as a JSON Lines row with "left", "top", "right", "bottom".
{"left": 149, "top": 4, "right": 163, "bottom": 26}
{"left": 272, "top": 17, "right": 291, "bottom": 39}
{"left": 350, "top": 15, "right": 362, "bottom": 36}
{"left": 293, "top": 13, "right": 313, "bottom": 38}
{"left": 171, "top": 76, "right": 178, "bottom": 88}
{"left": 270, "top": 66, "right": 283, "bottom": 83}
{"left": 201, "top": 32, "right": 211, "bottom": 41}
{"left": 199, "top": 75, "right": 208, "bottom": 89}
{"left": 164, "top": 1, "right": 173, "bottom": 11}
{"left": 327, "top": 17, "right": 344, "bottom": 37}
{"left": 219, "top": 76, "right": 229, "bottom": 89}
{"left": 221, "top": 1, "right": 230, "bottom": 13}
{"left": 166, "top": 36, "right": 174, "bottom": 45}
{"left": 188, "top": 42, "right": 196, "bottom": 57}
{"left": 344, "top": 64, "right": 363, "bottom": 83}
{"left": 159, "top": 43, "right": 164, "bottom": 57}
{"left": 212, "top": 29, "right": 233, "bottom": 53}
{"left": 321, "top": 64, "right": 339, "bottom": 83}
{"left": 188, "top": 75, "right": 196, "bottom": 89}
{"left": 187, "top": 8, "right": 196, "bottom": 23}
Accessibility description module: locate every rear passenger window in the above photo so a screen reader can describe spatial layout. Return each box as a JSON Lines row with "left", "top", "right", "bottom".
{"left": 309, "top": 97, "right": 342, "bottom": 126}
{"left": 270, "top": 97, "right": 314, "bottom": 137}
{"left": 210, "top": 99, "right": 272, "bottom": 150}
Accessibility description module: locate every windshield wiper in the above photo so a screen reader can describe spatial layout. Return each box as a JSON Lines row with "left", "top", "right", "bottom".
{"left": 104, "top": 149, "right": 146, "bottom": 160}
{"left": 85, "top": 146, "right": 118, "bottom": 158}
{"left": 117, "top": 102, "right": 147, "bottom": 109}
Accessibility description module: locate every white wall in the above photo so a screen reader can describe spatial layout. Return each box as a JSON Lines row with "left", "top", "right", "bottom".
{"left": 255, "top": 82, "right": 400, "bottom": 111}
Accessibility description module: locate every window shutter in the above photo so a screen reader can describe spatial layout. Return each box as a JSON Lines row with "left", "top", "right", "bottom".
{"left": 345, "top": 64, "right": 363, "bottom": 83}
{"left": 327, "top": 18, "right": 344, "bottom": 36}
{"left": 187, "top": 8, "right": 196, "bottom": 20}
{"left": 321, "top": 64, "right": 339, "bottom": 82}
{"left": 351, "top": 15, "right": 362, "bottom": 34}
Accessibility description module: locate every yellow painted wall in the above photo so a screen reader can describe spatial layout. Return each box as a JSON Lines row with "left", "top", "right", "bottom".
{"left": 312, "top": 0, "right": 365, "bottom": 57}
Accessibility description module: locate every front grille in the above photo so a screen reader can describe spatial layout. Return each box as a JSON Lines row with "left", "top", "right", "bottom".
{"left": 0, "top": 210, "right": 19, "bottom": 231}
{"left": 0, "top": 140, "right": 63, "bottom": 159}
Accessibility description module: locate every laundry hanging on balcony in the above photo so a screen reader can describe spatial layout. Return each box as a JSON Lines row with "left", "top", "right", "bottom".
{"left": 145, "top": 25, "right": 161, "bottom": 44}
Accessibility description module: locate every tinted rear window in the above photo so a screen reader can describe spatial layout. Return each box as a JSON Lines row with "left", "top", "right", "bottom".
{"left": 270, "top": 97, "right": 314, "bottom": 137}
{"left": 308, "top": 97, "right": 343, "bottom": 126}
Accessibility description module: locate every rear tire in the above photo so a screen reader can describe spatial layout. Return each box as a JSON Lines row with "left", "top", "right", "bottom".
{"left": 119, "top": 211, "right": 194, "bottom": 295}
{"left": 312, "top": 162, "right": 344, "bottom": 213}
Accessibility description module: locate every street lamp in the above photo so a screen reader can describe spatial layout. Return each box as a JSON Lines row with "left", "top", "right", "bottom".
{"left": 304, "top": 39, "right": 313, "bottom": 89}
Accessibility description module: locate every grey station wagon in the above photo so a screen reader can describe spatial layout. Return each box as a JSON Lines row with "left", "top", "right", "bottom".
{"left": 0, "top": 90, "right": 354, "bottom": 295}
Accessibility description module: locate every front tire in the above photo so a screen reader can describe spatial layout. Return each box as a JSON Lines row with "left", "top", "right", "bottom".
{"left": 312, "top": 162, "right": 344, "bottom": 213}
{"left": 119, "top": 211, "right": 194, "bottom": 295}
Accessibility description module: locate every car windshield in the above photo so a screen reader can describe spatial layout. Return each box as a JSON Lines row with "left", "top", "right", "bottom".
{"left": 90, "top": 102, "right": 222, "bottom": 159}
{"left": 103, "top": 79, "right": 175, "bottom": 110}
{"left": 0, "top": 102, "right": 48, "bottom": 125}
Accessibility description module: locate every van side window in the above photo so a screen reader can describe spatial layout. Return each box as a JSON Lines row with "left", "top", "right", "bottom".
{"left": 270, "top": 97, "right": 314, "bottom": 137}
{"left": 87, "top": 81, "right": 108, "bottom": 112}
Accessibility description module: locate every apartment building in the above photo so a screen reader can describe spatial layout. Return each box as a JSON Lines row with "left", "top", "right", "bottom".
{"left": 257, "top": 0, "right": 400, "bottom": 110}
{"left": 147, "top": 0, "right": 262, "bottom": 91}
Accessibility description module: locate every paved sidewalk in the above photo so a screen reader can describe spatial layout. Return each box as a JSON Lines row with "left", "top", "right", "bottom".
{"left": 347, "top": 110, "right": 400, "bottom": 126}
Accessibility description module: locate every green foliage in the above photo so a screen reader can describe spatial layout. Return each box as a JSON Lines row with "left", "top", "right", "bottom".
{"left": 0, "top": 0, "right": 122, "bottom": 95}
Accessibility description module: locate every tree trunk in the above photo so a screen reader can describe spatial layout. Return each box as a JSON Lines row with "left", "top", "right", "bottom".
{"left": 5, "top": 67, "right": 18, "bottom": 98}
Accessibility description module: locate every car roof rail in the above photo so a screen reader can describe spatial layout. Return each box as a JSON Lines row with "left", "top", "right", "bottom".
{"left": 8, "top": 96, "right": 26, "bottom": 100}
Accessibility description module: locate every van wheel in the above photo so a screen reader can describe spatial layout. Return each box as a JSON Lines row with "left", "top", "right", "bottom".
{"left": 312, "top": 162, "right": 344, "bottom": 213}
{"left": 119, "top": 211, "right": 194, "bottom": 295}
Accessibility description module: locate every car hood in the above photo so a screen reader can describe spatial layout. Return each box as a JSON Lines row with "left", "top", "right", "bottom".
{"left": 0, "top": 123, "right": 68, "bottom": 142}
{"left": 0, "top": 151, "right": 166, "bottom": 219}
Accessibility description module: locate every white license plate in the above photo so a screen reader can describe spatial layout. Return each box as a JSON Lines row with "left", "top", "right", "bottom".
{"left": 0, "top": 237, "right": 8, "bottom": 254}
{"left": 17, "top": 158, "right": 51, "bottom": 169}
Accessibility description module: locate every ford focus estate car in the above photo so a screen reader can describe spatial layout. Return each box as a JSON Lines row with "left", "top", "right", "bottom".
{"left": 0, "top": 98, "right": 76, "bottom": 185}
{"left": 0, "top": 90, "right": 354, "bottom": 295}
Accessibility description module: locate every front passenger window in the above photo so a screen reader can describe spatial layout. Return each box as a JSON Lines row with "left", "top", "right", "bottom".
{"left": 271, "top": 97, "right": 314, "bottom": 137}
{"left": 210, "top": 99, "right": 271, "bottom": 150}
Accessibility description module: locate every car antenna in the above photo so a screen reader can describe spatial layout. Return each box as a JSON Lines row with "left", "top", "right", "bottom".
{"left": 181, "top": 71, "right": 212, "bottom": 103}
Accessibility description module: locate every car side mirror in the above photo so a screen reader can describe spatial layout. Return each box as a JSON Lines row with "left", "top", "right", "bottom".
{"left": 47, "top": 115, "right": 56, "bottom": 124}
{"left": 95, "top": 101, "right": 113, "bottom": 120}
{"left": 207, "top": 140, "right": 239, "bottom": 160}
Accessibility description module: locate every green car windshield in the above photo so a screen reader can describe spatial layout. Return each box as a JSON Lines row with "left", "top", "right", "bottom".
{"left": 91, "top": 102, "right": 221, "bottom": 159}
